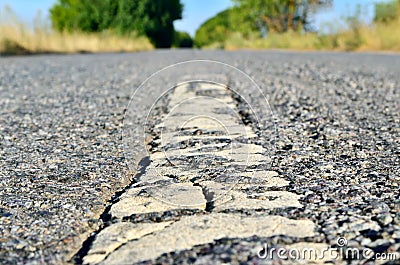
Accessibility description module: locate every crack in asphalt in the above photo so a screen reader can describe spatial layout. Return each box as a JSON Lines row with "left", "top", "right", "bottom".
{"left": 72, "top": 156, "right": 151, "bottom": 264}
{"left": 76, "top": 80, "right": 316, "bottom": 265}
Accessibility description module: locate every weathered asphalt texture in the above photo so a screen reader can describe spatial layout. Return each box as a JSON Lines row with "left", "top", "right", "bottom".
{"left": 0, "top": 50, "right": 399, "bottom": 264}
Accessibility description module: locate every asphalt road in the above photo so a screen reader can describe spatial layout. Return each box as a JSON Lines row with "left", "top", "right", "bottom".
{"left": 0, "top": 50, "right": 399, "bottom": 264}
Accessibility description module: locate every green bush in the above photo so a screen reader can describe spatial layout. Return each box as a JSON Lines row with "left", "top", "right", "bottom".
{"left": 173, "top": 31, "right": 193, "bottom": 48}
{"left": 374, "top": 0, "right": 400, "bottom": 24}
{"left": 194, "top": 7, "right": 256, "bottom": 47}
{"left": 50, "top": 0, "right": 183, "bottom": 48}
{"left": 315, "top": 34, "right": 338, "bottom": 50}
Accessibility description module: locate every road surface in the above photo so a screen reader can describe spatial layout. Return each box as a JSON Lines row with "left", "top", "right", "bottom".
{"left": 0, "top": 50, "right": 399, "bottom": 264}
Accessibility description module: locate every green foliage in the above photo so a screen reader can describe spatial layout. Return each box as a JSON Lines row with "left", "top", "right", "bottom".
{"left": 374, "top": 0, "right": 400, "bottom": 24}
{"left": 314, "top": 34, "right": 338, "bottom": 49}
{"left": 49, "top": 0, "right": 80, "bottom": 31}
{"left": 233, "top": 0, "right": 332, "bottom": 33}
{"left": 343, "top": 4, "right": 364, "bottom": 50}
{"left": 194, "top": 9, "right": 230, "bottom": 47}
{"left": 195, "top": 0, "right": 332, "bottom": 48}
{"left": 194, "top": 7, "right": 256, "bottom": 47}
{"left": 172, "top": 31, "right": 193, "bottom": 48}
{"left": 50, "top": 0, "right": 182, "bottom": 48}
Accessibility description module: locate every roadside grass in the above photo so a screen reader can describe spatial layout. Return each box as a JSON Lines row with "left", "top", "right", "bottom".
{"left": 0, "top": 25, "right": 153, "bottom": 55}
{"left": 218, "top": 18, "right": 400, "bottom": 52}
{"left": 224, "top": 31, "right": 319, "bottom": 51}
{"left": 0, "top": 6, "right": 153, "bottom": 55}
{"left": 356, "top": 19, "right": 400, "bottom": 51}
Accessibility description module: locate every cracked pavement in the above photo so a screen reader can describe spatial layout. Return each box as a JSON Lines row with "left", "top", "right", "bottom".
{"left": 81, "top": 81, "right": 317, "bottom": 264}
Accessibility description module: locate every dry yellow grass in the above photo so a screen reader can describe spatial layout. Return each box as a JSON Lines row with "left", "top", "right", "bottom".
{"left": 357, "top": 19, "right": 400, "bottom": 51}
{"left": 0, "top": 25, "right": 153, "bottom": 55}
{"left": 223, "top": 18, "right": 400, "bottom": 52}
{"left": 224, "top": 31, "right": 320, "bottom": 51}
{"left": 0, "top": 6, "right": 153, "bottom": 55}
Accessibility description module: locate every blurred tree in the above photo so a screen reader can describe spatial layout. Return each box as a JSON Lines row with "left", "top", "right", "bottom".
{"left": 49, "top": 0, "right": 80, "bottom": 31}
{"left": 173, "top": 31, "right": 193, "bottom": 48}
{"left": 233, "top": 0, "right": 332, "bottom": 34}
{"left": 195, "top": 9, "right": 231, "bottom": 47}
{"left": 194, "top": 7, "right": 256, "bottom": 47}
{"left": 50, "top": 0, "right": 183, "bottom": 48}
{"left": 374, "top": 0, "right": 400, "bottom": 24}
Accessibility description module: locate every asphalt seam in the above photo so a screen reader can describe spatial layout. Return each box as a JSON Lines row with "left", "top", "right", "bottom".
{"left": 71, "top": 156, "right": 151, "bottom": 263}
{"left": 78, "top": 80, "right": 319, "bottom": 264}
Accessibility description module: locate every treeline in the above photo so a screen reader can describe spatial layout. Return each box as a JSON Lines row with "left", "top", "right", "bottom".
{"left": 50, "top": 0, "right": 192, "bottom": 48}
{"left": 48, "top": 0, "right": 334, "bottom": 49}
{"left": 194, "top": 0, "right": 332, "bottom": 48}
{"left": 194, "top": 0, "right": 400, "bottom": 51}
{"left": 48, "top": 0, "right": 400, "bottom": 51}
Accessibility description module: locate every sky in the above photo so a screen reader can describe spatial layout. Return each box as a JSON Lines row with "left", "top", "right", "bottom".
{"left": 0, "top": 0, "right": 378, "bottom": 36}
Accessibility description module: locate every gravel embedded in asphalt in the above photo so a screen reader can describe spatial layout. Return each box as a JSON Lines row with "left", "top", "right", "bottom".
{"left": 0, "top": 50, "right": 399, "bottom": 264}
